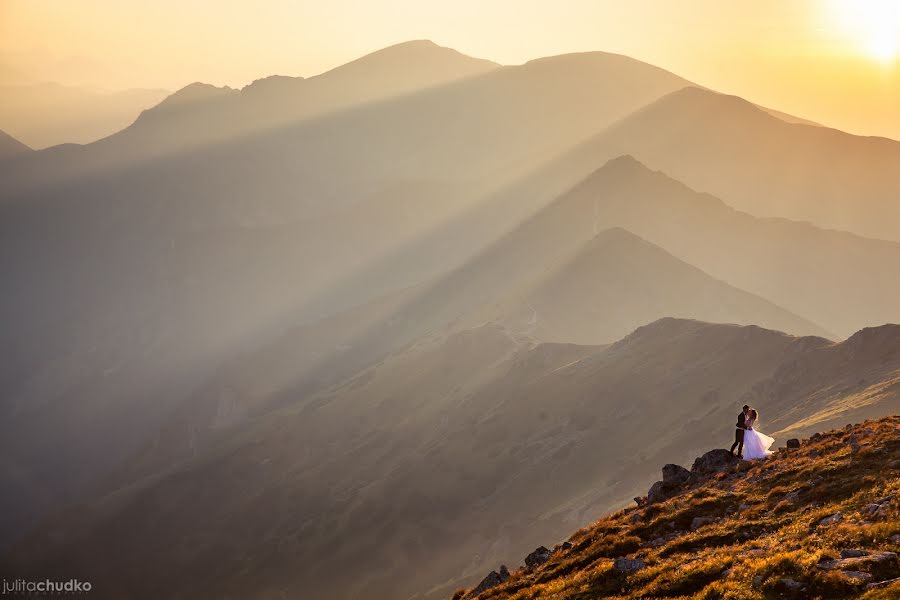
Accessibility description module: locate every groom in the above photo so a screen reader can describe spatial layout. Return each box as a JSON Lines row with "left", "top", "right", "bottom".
{"left": 730, "top": 404, "right": 751, "bottom": 458}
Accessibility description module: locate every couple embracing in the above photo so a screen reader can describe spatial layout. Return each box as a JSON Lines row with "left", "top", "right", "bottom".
{"left": 730, "top": 404, "right": 775, "bottom": 460}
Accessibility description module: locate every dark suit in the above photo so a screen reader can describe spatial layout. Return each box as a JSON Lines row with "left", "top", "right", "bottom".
{"left": 730, "top": 412, "right": 748, "bottom": 456}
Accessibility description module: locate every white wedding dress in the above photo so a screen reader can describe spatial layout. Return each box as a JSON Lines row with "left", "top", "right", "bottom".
{"left": 743, "top": 424, "right": 775, "bottom": 459}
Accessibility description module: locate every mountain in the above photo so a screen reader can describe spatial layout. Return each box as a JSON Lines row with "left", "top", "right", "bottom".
{"left": 523, "top": 156, "right": 900, "bottom": 338}
{"left": 482, "top": 227, "right": 830, "bottom": 344}
{"left": 114, "top": 40, "right": 499, "bottom": 156}
{"left": 0, "top": 47, "right": 696, "bottom": 544}
{"left": 571, "top": 87, "right": 900, "bottom": 241}
{"left": 451, "top": 416, "right": 900, "bottom": 599}
{"left": 0, "top": 129, "right": 31, "bottom": 159}
{"left": 0, "top": 82, "right": 168, "bottom": 148}
{"left": 7, "top": 320, "right": 899, "bottom": 600}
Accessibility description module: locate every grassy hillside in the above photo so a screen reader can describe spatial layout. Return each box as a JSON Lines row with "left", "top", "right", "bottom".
{"left": 452, "top": 416, "right": 900, "bottom": 599}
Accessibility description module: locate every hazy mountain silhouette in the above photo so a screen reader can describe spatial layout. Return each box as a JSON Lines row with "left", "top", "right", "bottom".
{"left": 98, "top": 226, "right": 829, "bottom": 491}
{"left": 114, "top": 40, "right": 499, "bottom": 155}
{"left": 7, "top": 319, "right": 898, "bottom": 600}
{"left": 0, "top": 46, "right": 697, "bottom": 545}
{"left": 488, "top": 227, "right": 831, "bottom": 344}
{"left": 0, "top": 82, "right": 168, "bottom": 148}
{"left": 529, "top": 155, "right": 900, "bottom": 337}
{"left": 0, "top": 129, "right": 31, "bottom": 159}
{"left": 570, "top": 87, "right": 900, "bottom": 241}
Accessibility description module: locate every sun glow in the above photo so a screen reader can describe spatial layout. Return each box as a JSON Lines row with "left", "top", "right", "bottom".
{"left": 827, "top": 0, "right": 900, "bottom": 63}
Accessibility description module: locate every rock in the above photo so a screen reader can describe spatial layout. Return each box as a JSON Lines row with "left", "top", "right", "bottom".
{"left": 629, "top": 512, "right": 641, "bottom": 524}
{"left": 786, "top": 438, "right": 801, "bottom": 449}
{"left": 633, "top": 496, "right": 648, "bottom": 508}
{"left": 817, "top": 552, "right": 898, "bottom": 574}
{"left": 721, "top": 568, "right": 733, "bottom": 577}
{"left": 875, "top": 494, "right": 896, "bottom": 505}
{"left": 613, "top": 557, "right": 646, "bottom": 574}
{"left": 691, "top": 516, "right": 716, "bottom": 531}
{"left": 738, "top": 503, "right": 752, "bottom": 512}
{"left": 662, "top": 464, "right": 690, "bottom": 485}
{"left": 818, "top": 512, "right": 844, "bottom": 527}
{"left": 647, "top": 481, "right": 668, "bottom": 504}
{"left": 842, "top": 570, "right": 873, "bottom": 584}
{"left": 867, "top": 576, "right": 900, "bottom": 590}
{"left": 784, "top": 491, "right": 801, "bottom": 503}
{"left": 864, "top": 503, "right": 882, "bottom": 516}
{"left": 559, "top": 541, "right": 573, "bottom": 551}
{"left": 524, "top": 546, "right": 552, "bottom": 571}
{"left": 841, "top": 549, "right": 868, "bottom": 559}
{"left": 691, "top": 449, "right": 738, "bottom": 477}
{"left": 752, "top": 575, "right": 764, "bottom": 588}
{"left": 777, "top": 578, "right": 804, "bottom": 593}
{"left": 889, "top": 534, "right": 900, "bottom": 545}
{"left": 464, "top": 566, "right": 510, "bottom": 598}
{"left": 647, "top": 464, "right": 692, "bottom": 504}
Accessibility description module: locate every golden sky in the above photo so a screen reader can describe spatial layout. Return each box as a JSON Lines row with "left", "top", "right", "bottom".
{"left": 1, "top": 0, "right": 899, "bottom": 139}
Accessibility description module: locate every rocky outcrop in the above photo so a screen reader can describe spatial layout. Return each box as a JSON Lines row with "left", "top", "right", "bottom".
{"left": 646, "top": 463, "right": 691, "bottom": 504}
{"left": 787, "top": 438, "right": 801, "bottom": 449}
{"left": 613, "top": 557, "right": 646, "bottom": 574}
{"left": 817, "top": 552, "right": 898, "bottom": 580}
{"left": 464, "top": 566, "right": 510, "bottom": 599}
{"left": 524, "top": 546, "right": 552, "bottom": 571}
{"left": 690, "top": 449, "right": 738, "bottom": 477}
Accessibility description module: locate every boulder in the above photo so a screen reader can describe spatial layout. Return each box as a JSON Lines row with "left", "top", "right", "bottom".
{"left": 691, "top": 449, "right": 738, "bottom": 477}
{"left": 524, "top": 546, "right": 552, "bottom": 571}
{"left": 776, "top": 578, "right": 804, "bottom": 593}
{"left": 647, "top": 464, "right": 692, "bottom": 504}
{"left": 647, "top": 481, "right": 670, "bottom": 504}
{"left": 613, "top": 557, "right": 646, "bottom": 574}
{"left": 786, "top": 438, "right": 801, "bottom": 449}
{"left": 464, "top": 565, "right": 510, "bottom": 598}
{"left": 817, "top": 552, "right": 897, "bottom": 578}
{"left": 818, "top": 512, "right": 844, "bottom": 527}
{"left": 867, "top": 576, "right": 900, "bottom": 590}
{"left": 662, "top": 464, "right": 690, "bottom": 485}
{"left": 841, "top": 549, "right": 868, "bottom": 559}
{"left": 842, "top": 570, "right": 873, "bottom": 584}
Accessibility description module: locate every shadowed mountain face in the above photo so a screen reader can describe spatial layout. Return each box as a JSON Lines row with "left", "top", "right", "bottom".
{"left": 6, "top": 320, "right": 899, "bottom": 600}
{"left": 0, "top": 82, "right": 168, "bottom": 148}
{"left": 0, "top": 129, "right": 32, "bottom": 159}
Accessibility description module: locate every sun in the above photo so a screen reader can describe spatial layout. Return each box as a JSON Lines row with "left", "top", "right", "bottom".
{"left": 827, "top": 0, "right": 900, "bottom": 63}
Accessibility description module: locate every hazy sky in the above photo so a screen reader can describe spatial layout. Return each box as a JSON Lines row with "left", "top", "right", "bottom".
{"left": 2, "top": 0, "right": 899, "bottom": 139}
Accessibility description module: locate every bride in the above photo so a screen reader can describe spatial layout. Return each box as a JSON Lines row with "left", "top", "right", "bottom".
{"left": 743, "top": 409, "right": 775, "bottom": 459}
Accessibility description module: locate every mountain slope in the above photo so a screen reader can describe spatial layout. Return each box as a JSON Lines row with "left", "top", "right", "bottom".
{"left": 452, "top": 416, "right": 900, "bottom": 599}
{"left": 7, "top": 320, "right": 900, "bottom": 600}
{"left": 114, "top": 40, "right": 499, "bottom": 156}
{"left": 574, "top": 86, "right": 900, "bottom": 241}
{"left": 0, "top": 129, "right": 31, "bottom": 159}
{"left": 487, "top": 227, "right": 831, "bottom": 343}
{"left": 0, "top": 48, "right": 695, "bottom": 543}
{"left": 0, "top": 82, "right": 168, "bottom": 148}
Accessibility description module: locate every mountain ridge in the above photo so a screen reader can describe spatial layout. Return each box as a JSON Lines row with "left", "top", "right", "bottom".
{"left": 450, "top": 415, "right": 900, "bottom": 599}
